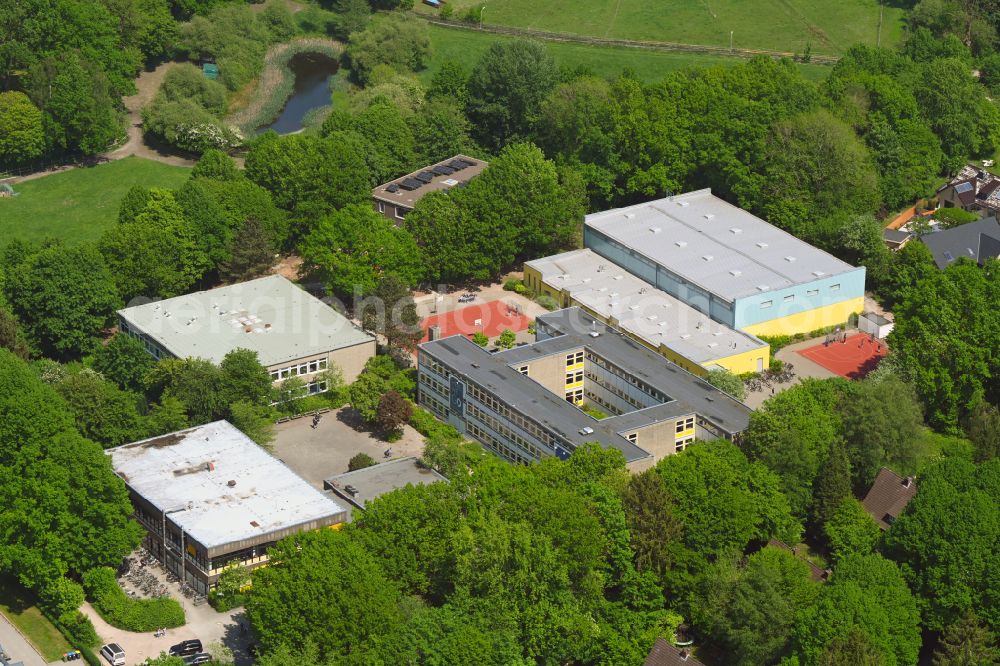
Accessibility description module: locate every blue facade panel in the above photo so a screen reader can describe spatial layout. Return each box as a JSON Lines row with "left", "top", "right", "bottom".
{"left": 733, "top": 267, "right": 867, "bottom": 329}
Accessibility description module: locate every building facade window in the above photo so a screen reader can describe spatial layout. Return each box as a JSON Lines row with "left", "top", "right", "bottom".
{"left": 830, "top": 284, "right": 840, "bottom": 292}
{"left": 760, "top": 300, "right": 773, "bottom": 309}
{"left": 377, "top": 201, "right": 385, "bottom": 213}
{"left": 518, "top": 365, "right": 529, "bottom": 375}
{"left": 784, "top": 294, "right": 794, "bottom": 303}
{"left": 675, "top": 416, "right": 695, "bottom": 434}
{"left": 675, "top": 437, "right": 694, "bottom": 453}
{"left": 269, "top": 358, "right": 328, "bottom": 382}
{"left": 395, "top": 207, "right": 405, "bottom": 220}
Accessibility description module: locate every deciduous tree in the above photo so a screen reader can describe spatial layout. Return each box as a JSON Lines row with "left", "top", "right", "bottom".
{"left": 377, "top": 389, "right": 412, "bottom": 437}
{"left": 93, "top": 333, "right": 155, "bottom": 393}
{"left": 0, "top": 91, "right": 46, "bottom": 166}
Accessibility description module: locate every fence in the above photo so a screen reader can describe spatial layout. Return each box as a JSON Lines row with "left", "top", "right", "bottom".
{"left": 422, "top": 17, "right": 841, "bottom": 65}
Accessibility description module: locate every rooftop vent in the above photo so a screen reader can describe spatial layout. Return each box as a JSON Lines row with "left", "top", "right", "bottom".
{"left": 613, "top": 275, "right": 623, "bottom": 280}
{"left": 704, "top": 213, "right": 714, "bottom": 220}
{"left": 227, "top": 479, "right": 236, "bottom": 487}
{"left": 579, "top": 426, "right": 595, "bottom": 435}
{"left": 812, "top": 270, "right": 825, "bottom": 277}
{"left": 345, "top": 485, "right": 359, "bottom": 497}
{"left": 678, "top": 201, "right": 689, "bottom": 207}
{"left": 702, "top": 255, "right": 713, "bottom": 262}
{"left": 757, "top": 284, "right": 770, "bottom": 292}
{"left": 729, "top": 269, "right": 742, "bottom": 277}
{"left": 625, "top": 212, "right": 636, "bottom": 219}
{"left": 649, "top": 226, "right": 661, "bottom": 234}
{"left": 250, "top": 520, "right": 260, "bottom": 527}
{"left": 244, "top": 325, "right": 252, "bottom": 333}
{"left": 675, "top": 241, "right": 687, "bottom": 248}
{"left": 756, "top": 242, "right": 768, "bottom": 248}
{"left": 730, "top": 227, "right": 742, "bottom": 234}
{"left": 785, "top": 256, "right": 796, "bottom": 262}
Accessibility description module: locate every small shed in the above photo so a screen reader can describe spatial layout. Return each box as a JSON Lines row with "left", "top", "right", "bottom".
{"left": 859, "top": 312, "right": 893, "bottom": 339}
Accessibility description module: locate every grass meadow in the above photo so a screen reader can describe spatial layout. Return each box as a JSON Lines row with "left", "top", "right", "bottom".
{"left": 0, "top": 576, "right": 72, "bottom": 662}
{"left": 420, "top": 0, "right": 906, "bottom": 56}
{"left": 423, "top": 24, "right": 834, "bottom": 85}
{"left": 0, "top": 157, "right": 191, "bottom": 247}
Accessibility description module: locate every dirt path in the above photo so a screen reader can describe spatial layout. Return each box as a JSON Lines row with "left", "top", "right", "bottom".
{"left": 107, "top": 62, "right": 197, "bottom": 167}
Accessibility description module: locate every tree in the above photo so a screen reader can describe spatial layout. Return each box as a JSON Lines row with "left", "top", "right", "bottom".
{"left": 144, "top": 357, "right": 227, "bottom": 425}
{"left": 428, "top": 60, "right": 470, "bottom": 106}
{"left": 0, "top": 350, "right": 143, "bottom": 590}
{"left": 55, "top": 370, "right": 145, "bottom": 448}
{"left": 99, "top": 189, "right": 209, "bottom": 301}
{"left": 935, "top": 206, "right": 979, "bottom": 228}
{"left": 705, "top": 369, "right": 746, "bottom": 401}
{"left": 344, "top": 14, "right": 430, "bottom": 85}
{"left": 496, "top": 329, "right": 516, "bottom": 350}
{"left": 118, "top": 185, "right": 152, "bottom": 225}
{"left": 790, "top": 554, "right": 921, "bottom": 666}
{"left": 348, "top": 452, "right": 376, "bottom": 471}
{"left": 5, "top": 244, "right": 119, "bottom": 359}
{"left": 144, "top": 396, "right": 189, "bottom": 437}
{"left": 916, "top": 57, "right": 1000, "bottom": 166}
{"left": 471, "top": 331, "right": 489, "bottom": 347}
{"left": 228, "top": 400, "right": 275, "bottom": 449}
{"left": 824, "top": 498, "right": 880, "bottom": 563}
{"left": 466, "top": 39, "right": 558, "bottom": 150}
{"left": 968, "top": 402, "right": 1000, "bottom": 462}
{"left": 346, "top": 100, "right": 416, "bottom": 181}
{"left": 213, "top": 561, "right": 250, "bottom": 605}
{"left": 220, "top": 348, "right": 273, "bottom": 407}
{"left": 300, "top": 205, "right": 423, "bottom": 297}
{"left": 621, "top": 469, "right": 682, "bottom": 579}
{"left": 359, "top": 276, "right": 423, "bottom": 352}
{"left": 0, "top": 91, "right": 46, "bottom": 166}
{"left": 93, "top": 333, "right": 155, "bottom": 392}
{"left": 26, "top": 51, "right": 122, "bottom": 155}
{"left": 744, "top": 380, "right": 841, "bottom": 520}
{"left": 349, "top": 372, "right": 385, "bottom": 424}
{"left": 812, "top": 443, "right": 852, "bottom": 532}
{"left": 246, "top": 528, "right": 401, "bottom": 657}
{"left": 411, "top": 99, "right": 473, "bottom": 166}
{"left": 220, "top": 218, "right": 275, "bottom": 283}
{"left": 933, "top": 613, "right": 1000, "bottom": 666}
{"left": 191, "top": 148, "right": 241, "bottom": 180}
{"left": 818, "top": 627, "right": 887, "bottom": 666}
{"left": 692, "top": 547, "right": 820, "bottom": 666}
{"left": 376, "top": 390, "right": 412, "bottom": 437}
{"left": 882, "top": 457, "right": 1000, "bottom": 632}
{"left": 39, "top": 577, "right": 86, "bottom": 617}
{"left": 0, "top": 307, "right": 29, "bottom": 359}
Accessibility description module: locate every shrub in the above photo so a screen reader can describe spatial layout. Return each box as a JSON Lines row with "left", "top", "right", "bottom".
{"left": 349, "top": 452, "right": 377, "bottom": 471}
{"left": 39, "top": 577, "right": 85, "bottom": 617}
{"left": 159, "top": 64, "right": 228, "bottom": 116}
{"left": 345, "top": 14, "right": 431, "bottom": 84}
{"left": 82, "top": 568, "right": 185, "bottom": 632}
{"left": 409, "top": 407, "right": 463, "bottom": 444}
{"left": 143, "top": 98, "right": 243, "bottom": 153}
{"left": 209, "top": 562, "right": 249, "bottom": 612}
{"left": 57, "top": 610, "right": 100, "bottom": 648}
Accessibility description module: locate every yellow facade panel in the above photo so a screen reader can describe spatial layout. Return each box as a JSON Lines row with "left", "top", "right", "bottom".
{"left": 741, "top": 297, "right": 865, "bottom": 337}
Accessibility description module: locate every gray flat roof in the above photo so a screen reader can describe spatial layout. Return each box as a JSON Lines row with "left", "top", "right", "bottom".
{"left": 109, "top": 421, "right": 346, "bottom": 550}
{"left": 372, "top": 154, "right": 488, "bottom": 211}
{"left": 117, "top": 275, "right": 373, "bottom": 367}
{"left": 419, "top": 308, "right": 752, "bottom": 462}
{"left": 525, "top": 249, "right": 766, "bottom": 364}
{"left": 585, "top": 189, "right": 857, "bottom": 301}
{"left": 323, "top": 457, "right": 448, "bottom": 511}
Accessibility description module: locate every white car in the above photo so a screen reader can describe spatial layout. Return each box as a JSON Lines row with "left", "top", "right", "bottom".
{"left": 100, "top": 643, "right": 126, "bottom": 666}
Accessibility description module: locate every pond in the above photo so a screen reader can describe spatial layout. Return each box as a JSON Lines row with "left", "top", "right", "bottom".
{"left": 260, "top": 52, "right": 339, "bottom": 135}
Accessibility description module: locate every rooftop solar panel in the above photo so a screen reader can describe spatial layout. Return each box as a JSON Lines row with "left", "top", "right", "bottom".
{"left": 414, "top": 171, "right": 434, "bottom": 183}
{"left": 432, "top": 165, "right": 455, "bottom": 176}
{"left": 399, "top": 178, "right": 422, "bottom": 191}
{"left": 955, "top": 182, "right": 974, "bottom": 193}
{"left": 448, "top": 159, "right": 468, "bottom": 171}
{"left": 386, "top": 183, "right": 400, "bottom": 193}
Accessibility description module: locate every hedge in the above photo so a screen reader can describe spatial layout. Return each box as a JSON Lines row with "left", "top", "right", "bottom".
{"left": 82, "top": 568, "right": 185, "bottom": 632}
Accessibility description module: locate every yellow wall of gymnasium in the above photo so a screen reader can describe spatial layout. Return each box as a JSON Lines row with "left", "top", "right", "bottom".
{"left": 740, "top": 297, "right": 865, "bottom": 338}
{"left": 704, "top": 344, "right": 771, "bottom": 375}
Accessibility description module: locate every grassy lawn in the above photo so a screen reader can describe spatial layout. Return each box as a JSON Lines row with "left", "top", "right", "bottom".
{"left": 420, "top": 0, "right": 906, "bottom": 56}
{"left": 0, "top": 157, "right": 191, "bottom": 247}
{"left": 0, "top": 576, "right": 73, "bottom": 662}
{"left": 424, "top": 24, "right": 833, "bottom": 85}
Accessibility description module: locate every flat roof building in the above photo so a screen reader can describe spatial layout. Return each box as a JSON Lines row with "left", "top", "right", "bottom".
{"left": 372, "top": 154, "right": 488, "bottom": 222}
{"left": 584, "top": 190, "right": 866, "bottom": 336}
{"left": 324, "top": 457, "right": 448, "bottom": 516}
{"left": 117, "top": 275, "right": 375, "bottom": 389}
{"left": 109, "top": 421, "right": 347, "bottom": 594}
{"left": 524, "top": 249, "right": 770, "bottom": 375}
{"left": 418, "top": 308, "right": 752, "bottom": 472}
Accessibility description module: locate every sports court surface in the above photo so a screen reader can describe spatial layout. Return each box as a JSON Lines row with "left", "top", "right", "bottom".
{"left": 421, "top": 299, "right": 531, "bottom": 342}
{"left": 796, "top": 333, "right": 887, "bottom": 380}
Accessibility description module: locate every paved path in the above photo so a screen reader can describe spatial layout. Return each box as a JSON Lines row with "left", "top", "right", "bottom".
{"left": 0, "top": 613, "right": 47, "bottom": 666}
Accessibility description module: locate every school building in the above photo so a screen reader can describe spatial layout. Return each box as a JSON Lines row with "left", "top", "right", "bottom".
{"left": 581, "top": 190, "right": 866, "bottom": 337}
{"left": 524, "top": 249, "right": 770, "bottom": 375}
{"left": 417, "top": 308, "right": 752, "bottom": 472}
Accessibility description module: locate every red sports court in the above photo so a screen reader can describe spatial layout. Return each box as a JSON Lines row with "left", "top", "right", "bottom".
{"left": 796, "top": 332, "right": 888, "bottom": 380}
{"left": 421, "top": 299, "right": 531, "bottom": 342}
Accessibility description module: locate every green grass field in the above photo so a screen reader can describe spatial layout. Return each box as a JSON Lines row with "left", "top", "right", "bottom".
{"left": 421, "top": 0, "right": 906, "bottom": 56}
{"left": 0, "top": 576, "right": 73, "bottom": 662}
{"left": 424, "top": 24, "right": 833, "bottom": 85}
{"left": 0, "top": 157, "right": 191, "bottom": 247}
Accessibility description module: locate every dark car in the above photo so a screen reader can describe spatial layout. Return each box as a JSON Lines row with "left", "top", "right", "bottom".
{"left": 182, "top": 653, "right": 212, "bottom": 666}
{"left": 169, "top": 639, "right": 203, "bottom": 657}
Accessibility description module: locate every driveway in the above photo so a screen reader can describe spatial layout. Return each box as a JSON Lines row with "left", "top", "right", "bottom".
{"left": 0, "top": 612, "right": 47, "bottom": 666}
{"left": 272, "top": 407, "right": 425, "bottom": 490}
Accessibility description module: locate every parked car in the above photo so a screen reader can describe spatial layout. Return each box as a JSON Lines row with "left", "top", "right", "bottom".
{"left": 99, "top": 644, "right": 125, "bottom": 666}
{"left": 169, "top": 639, "right": 203, "bottom": 657}
{"left": 183, "top": 653, "right": 212, "bottom": 665}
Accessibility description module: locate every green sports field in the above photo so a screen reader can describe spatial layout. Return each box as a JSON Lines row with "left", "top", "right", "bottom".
{"left": 0, "top": 157, "right": 191, "bottom": 247}
{"left": 424, "top": 24, "right": 833, "bottom": 85}
{"left": 422, "top": 0, "right": 906, "bottom": 56}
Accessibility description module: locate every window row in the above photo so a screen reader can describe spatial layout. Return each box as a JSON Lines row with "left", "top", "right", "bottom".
{"left": 468, "top": 423, "right": 534, "bottom": 465}
{"left": 587, "top": 391, "right": 624, "bottom": 417}
{"left": 585, "top": 352, "right": 667, "bottom": 403}
{"left": 423, "top": 357, "right": 451, "bottom": 379}
{"left": 421, "top": 394, "right": 450, "bottom": 420}
{"left": 467, "top": 404, "right": 549, "bottom": 461}
{"left": 419, "top": 374, "right": 450, "bottom": 399}
{"left": 760, "top": 284, "right": 841, "bottom": 309}
{"left": 587, "top": 373, "right": 646, "bottom": 411}
{"left": 269, "top": 358, "right": 327, "bottom": 381}
{"left": 467, "top": 384, "right": 559, "bottom": 447}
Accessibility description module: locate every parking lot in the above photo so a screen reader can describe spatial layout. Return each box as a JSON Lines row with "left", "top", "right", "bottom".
{"left": 272, "top": 407, "right": 425, "bottom": 490}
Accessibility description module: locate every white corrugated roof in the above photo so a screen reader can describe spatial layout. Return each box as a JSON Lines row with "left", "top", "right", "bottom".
{"left": 109, "top": 421, "right": 345, "bottom": 549}
{"left": 525, "top": 249, "right": 766, "bottom": 364}
{"left": 585, "top": 190, "right": 856, "bottom": 301}
{"left": 117, "top": 276, "right": 373, "bottom": 367}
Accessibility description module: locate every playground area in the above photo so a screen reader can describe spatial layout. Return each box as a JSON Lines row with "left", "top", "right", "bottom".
{"left": 421, "top": 298, "right": 532, "bottom": 341}
{"left": 796, "top": 332, "right": 888, "bottom": 380}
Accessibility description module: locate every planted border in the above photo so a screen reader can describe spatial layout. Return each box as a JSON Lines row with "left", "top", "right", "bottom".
{"left": 227, "top": 38, "right": 343, "bottom": 135}
{"left": 82, "top": 568, "right": 184, "bottom": 632}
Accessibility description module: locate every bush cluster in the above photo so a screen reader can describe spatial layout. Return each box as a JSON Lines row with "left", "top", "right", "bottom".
{"left": 82, "top": 568, "right": 185, "bottom": 632}
{"left": 56, "top": 610, "right": 100, "bottom": 648}
{"left": 502, "top": 278, "right": 530, "bottom": 295}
